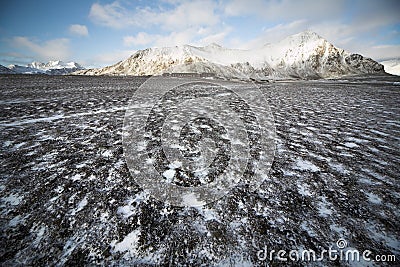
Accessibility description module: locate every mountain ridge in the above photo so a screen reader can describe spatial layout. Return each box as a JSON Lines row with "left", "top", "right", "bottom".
{"left": 7, "top": 60, "right": 84, "bottom": 75}
{"left": 74, "top": 31, "right": 385, "bottom": 79}
{"left": 0, "top": 64, "right": 17, "bottom": 74}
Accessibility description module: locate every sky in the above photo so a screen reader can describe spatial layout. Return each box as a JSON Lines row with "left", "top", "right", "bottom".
{"left": 0, "top": 0, "right": 399, "bottom": 68}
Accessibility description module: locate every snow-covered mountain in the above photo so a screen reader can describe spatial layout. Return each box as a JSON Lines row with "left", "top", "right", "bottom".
{"left": 8, "top": 60, "right": 84, "bottom": 75}
{"left": 74, "top": 31, "right": 384, "bottom": 79}
{"left": 380, "top": 59, "right": 400, "bottom": 76}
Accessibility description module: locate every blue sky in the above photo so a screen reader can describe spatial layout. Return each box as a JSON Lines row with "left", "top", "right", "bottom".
{"left": 1, "top": 0, "right": 399, "bottom": 68}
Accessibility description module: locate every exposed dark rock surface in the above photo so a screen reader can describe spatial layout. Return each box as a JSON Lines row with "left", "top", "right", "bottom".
{"left": 0, "top": 74, "right": 399, "bottom": 266}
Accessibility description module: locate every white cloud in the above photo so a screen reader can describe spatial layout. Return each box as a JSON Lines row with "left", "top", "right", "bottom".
{"left": 89, "top": 0, "right": 219, "bottom": 30}
{"left": 89, "top": 2, "right": 129, "bottom": 29}
{"left": 12, "top": 37, "right": 70, "bottom": 61}
{"left": 156, "top": 0, "right": 219, "bottom": 30}
{"left": 152, "top": 30, "right": 197, "bottom": 47}
{"left": 197, "top": 27, "right": 233, "bottom": 46}
{"left": 123, "top": 32, "right": 155, "bottom": 46}
{"left": 222, "top": 0, "right": 346, "bottom": 21}
{"left": 123, "top": 25, "right": 233, "bottom": 49}
{"left": 307, "top": 21, "right": 400, "bottom": 60}
{"left": 85, "top": 50, "right": 135, "bottom": 68}
{"left": 355, "top": 44, "right": 400, "bottom": 61}
{"left": 0, "top": 52, "right": 34, "bottom": 66}
{"left": 238, "top": 20, "right": 308, "bottom": 49}
{"left": 124, "top": 30, "right": 196, "bottom": 48}
{"left": 69, "top": 24, "right": 89, "bottom": 36}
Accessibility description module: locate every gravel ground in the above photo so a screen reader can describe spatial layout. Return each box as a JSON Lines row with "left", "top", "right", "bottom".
{"left": 0, "top": 74, "right": 399, "bottom": 266}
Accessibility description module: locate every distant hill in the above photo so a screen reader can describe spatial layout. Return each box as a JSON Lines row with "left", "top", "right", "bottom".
{"left": 7, "top": 60, "right": 85, "bottom": 75}
{"left": 0, "top": 64, "right": 16, "bottom": 74}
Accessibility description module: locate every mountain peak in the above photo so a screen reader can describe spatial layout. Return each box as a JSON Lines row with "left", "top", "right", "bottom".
{"left": 7, "top": 60, "right": 85, "bottom": 75}
{"left": 290, "top": 30, "right": 325, "bottom": 42}
{"left": 299, "top": 30, "right": 320, "bottom": 36}
{"left": 207, "top": 43, "right": 222, "bottom": 48}
{"left": 46, "top": 60, "right": 63, "bottom": 67}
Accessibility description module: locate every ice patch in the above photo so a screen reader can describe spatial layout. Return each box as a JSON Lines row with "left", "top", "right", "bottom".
{"left": 366, "top": 223, "right": 399, "bottom": 250}
{"left": 301, "top": 221, "right": 316, "bottom": 237}
{"left": 2, "top": 193, "right": 23, "bottom": 206}
{"left": 196, "top": 206, "right": 219, "bottom": 221}
{"left": 163, "top": 169, "right": 176, "bottom": 182}
{"left": 113, "top": 229, "right": 141, "bottom": 254}
{"left": 367, "top": 146, "right": 379, "bottom": 153}
{"left": 329, "top": 162, "right": 348, "bottom": 174}
{"left": 329, "top": 224, "right": 347, "bottom": 235}
{"left": 194, "top": 168, "right": 209, "bottom": 180}
{"left": 345, "top": 136, "right": 368, "bottom": 143}
{"left": 59, "top": 237, "right": 81, "bottom": 265}
{"left": 33, "top": 225, "right": 46, "bottom": 245}
{"left": 136, "top": 141, "right": 147, "bottom": 152}
{"left": 282, "top": 169, "right": 297, "bottom": 176}
{"left": 344, "top": 142, "right": 359, "bottom": 148}
{"left": 75, "top": 162, "right": 87, "bottom": 168}
{"left": 370, "top": 129, "right": 389, "bottom": 137}
{"left": 317, "top": 197, "right": 333, "bottom": 217}
{"left": 297, "top": 182, "right": 312, "bottom": 196}
{"left": 101, "top": 150, "right": 113, "bottom": 158}
{"left": 0, "top": 106, "right": 127, "bottom": 127}
{"left": 182, "top": 192, "right": 206, "bottom": 206}
{"left": 71, "top": 195, "right": 88, "bottom": 215}
{"left": 71, "top": 174, "right": 82, "bottom": 181}
{"left": 3, "top": 140, "right": 13, "bottom": 147}
{"left": 365, "top": 191, "right": 382, "bottom": 204}
{"left": 118, "top": 192, "right": 149, "bottom": 219}
{"left": 9, "top": 215, "right": 23, "bottom": 227}
{"left": 145, "top": 158, "right": 155, "bottom": 165}
{"left": 294, "top": 158, "right": 319, "bottom": 172}
{"left": 168, "top": 160, "right": 182, "bottom": 169}
{"left": 118, "top": 204, "right": 135, "bottom": 219}
{"left": 13, "top": 142, "right": 26, "bottom": 149}
{"left": 358, "top": 177, "right": 376, "bottom": 185}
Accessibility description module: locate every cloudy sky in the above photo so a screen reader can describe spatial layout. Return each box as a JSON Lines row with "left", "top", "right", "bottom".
{"left": 1, "top": 0, "right": 399, "bottom": 68}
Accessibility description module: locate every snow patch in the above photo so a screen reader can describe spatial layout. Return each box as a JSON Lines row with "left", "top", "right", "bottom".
{"left": 113, "top": 229, "right": 141, "bottom": 255}
{"left": 2, "top": 193, "right": 23, "bottom": 206}
{"left": 71, "top": 195, "right": 88, "bottom": 215}
{"left": 162, "top": 169, "right": 176, "bottom": 182}
{"left": 182, "top": 192, "right": 206, "bottom": 206}
{"left": 294, "top": 158, "right": 320, "bottom": 172}
{"left": 344, "top": 142, "right": 359, "bottom": 148}
{"left": 365, "top": 191, "right": 382, "bottom": 204}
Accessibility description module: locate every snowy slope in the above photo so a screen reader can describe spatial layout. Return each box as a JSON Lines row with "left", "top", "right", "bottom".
{"left": 7, "top": 64, "right": 42, "bottom": 74}
{"left": 380, "top": 59, "right": 400, "bottom": 76}
{"left": 8, "top": 61, "right": 84, "bottom": 75}
{"left": 74, "top": 31, "right": 384, "bottom": 79}
{"left": 0, "top": 64, "right": 16, "bottom": 74}
{"left": 28, "top": 60, "right": 83, "bottom": 70}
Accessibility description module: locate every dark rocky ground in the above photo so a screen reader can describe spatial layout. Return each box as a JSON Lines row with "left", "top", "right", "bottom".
{"left": 0, "top": 74, "right": 399, "bottom": 266}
